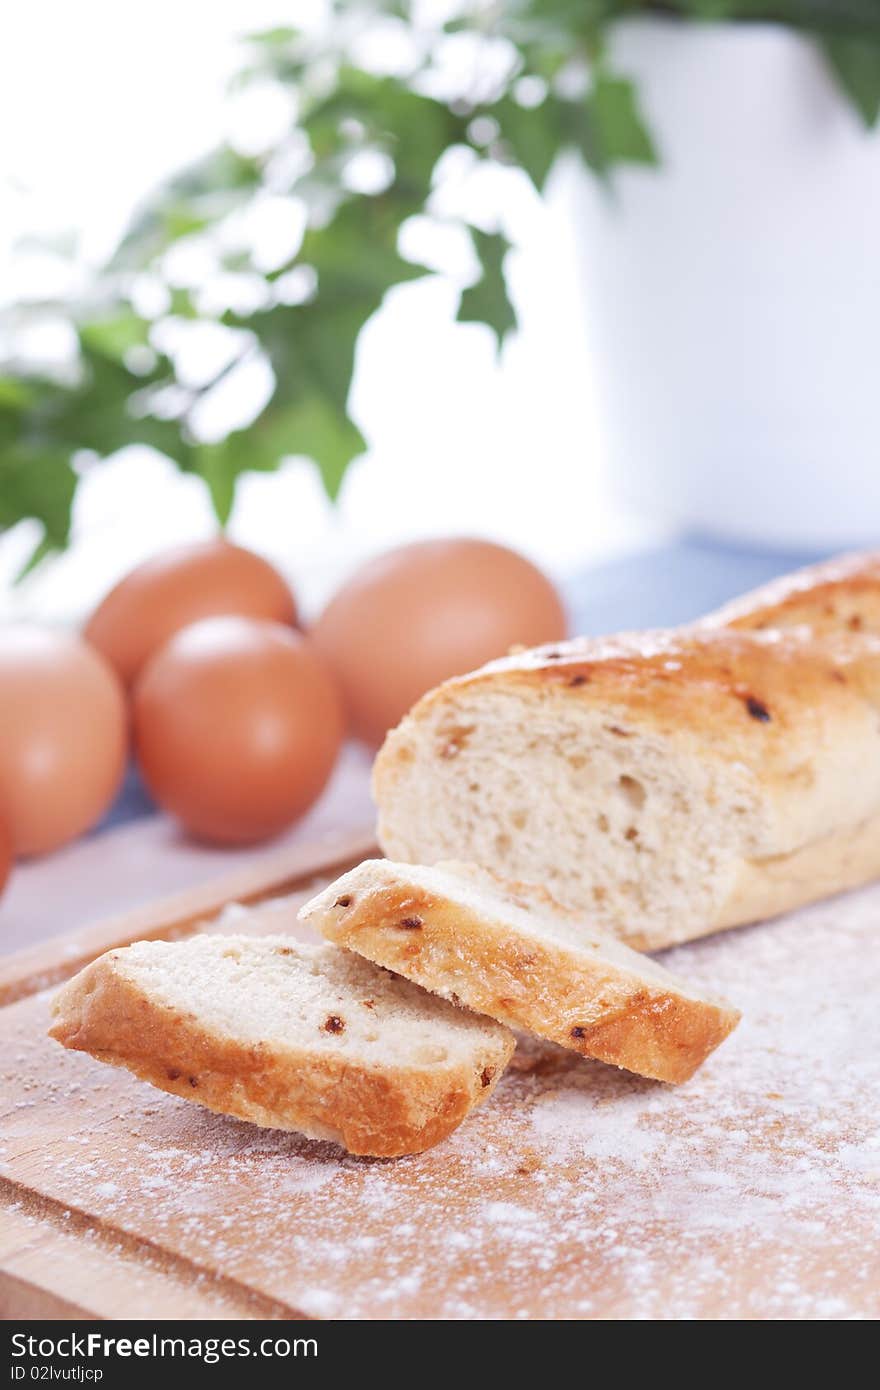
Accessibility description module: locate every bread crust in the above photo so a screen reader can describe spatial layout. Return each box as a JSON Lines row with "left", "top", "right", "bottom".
{"left": 379, "top": 625, "right": 880, "bottom": 818}
{"left": 704, "top": 551, "right": 880, "bottom": 636}
{"left": 304, "top": 862, "right": 740, "bottom": 1085}
{"left": 49, "top": 947, "right": 514, "bottom": 1159}
{"left": 375, "top": 628, "right": 880, "bottom": 827}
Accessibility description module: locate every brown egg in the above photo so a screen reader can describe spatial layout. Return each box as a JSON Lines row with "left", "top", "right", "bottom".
{"left": 133, "top": 617, "right": 344, "bottom": 845}
{"left": 311, "top": 538, "right": 567, "bottom": 745}
{"left": 0, "top": 627, "right": 128, "bottom": 856}
{"left": 85, "top": 539, "right": 298, "bottom": 688}
{"left": 0, "top": 818, "right": 12, "bottom": 897}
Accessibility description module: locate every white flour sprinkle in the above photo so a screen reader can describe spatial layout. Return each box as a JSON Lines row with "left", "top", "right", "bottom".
{"left": 5, "top": 883, "right": 880, "bottom": 1318}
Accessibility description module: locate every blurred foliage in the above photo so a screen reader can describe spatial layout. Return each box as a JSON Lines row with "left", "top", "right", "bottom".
{"left": 2, "top": 0, "right": 880, "bottom": 569}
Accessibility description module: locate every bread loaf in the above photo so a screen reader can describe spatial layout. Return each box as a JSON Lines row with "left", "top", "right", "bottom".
{"left": 50, "top": 935, "right": 514, "bottom": 1157}
{"left": 302, "top": 859, "right": 740, "bottom": 1083}
{"left": 705, "top": 550, "right": 880, "bottom": 636}
{"left": 374, "top": 606, "right": 880, "bottom": 949}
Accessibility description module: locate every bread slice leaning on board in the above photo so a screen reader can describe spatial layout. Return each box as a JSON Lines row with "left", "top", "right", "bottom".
{"left": 373, "top": 552, "right": 880, "bottom": 951}
{"left": 301, "top": 859, "right": 740, "bottom": 1084}
{"left": 50, "top": 935, "right": 514, "bottom": 1158}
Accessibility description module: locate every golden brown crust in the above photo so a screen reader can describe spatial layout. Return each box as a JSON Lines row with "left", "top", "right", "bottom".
{"left": 703, "top": 551, "right": 880, "bottom": 636}
{"left": 375, "top": 622, "right": 880, "bottom": 858}
{"left": 376, "top": 550, "right": 880, "bottom": 803}
{"left": 49, "top": 952, "right": 513, "bottom": 1159}
{"left": 396, "top": 624, "right": 880, "bottom": 755}
{"left": 308, "top": 868, "right": 740, "bottom": 1085}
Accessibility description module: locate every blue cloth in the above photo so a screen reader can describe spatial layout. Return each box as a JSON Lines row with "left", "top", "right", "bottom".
{"left": 102, "top": 761, "right": 158, "bottom": 830}
{"left": 565, "top": 535, "right": 824, "bottom": 635}
{"left": 100, "top": 536, "right": 828, "bottom": 833}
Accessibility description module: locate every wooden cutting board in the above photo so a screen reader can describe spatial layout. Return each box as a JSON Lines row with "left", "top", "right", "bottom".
{"left": 2, "top": 833, "right": 879, "bottom": 1321}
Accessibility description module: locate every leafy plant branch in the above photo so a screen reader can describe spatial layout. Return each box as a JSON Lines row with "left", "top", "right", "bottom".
{"left": 2, "top": 0, "right": 879, "bottom": 569}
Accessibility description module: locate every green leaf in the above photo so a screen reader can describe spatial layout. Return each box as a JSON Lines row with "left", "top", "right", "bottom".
{"left": 15, "top": 531, "right": 57, "bottom": 582}
{"left": 78, "top": 310, "right": 151, "bottom": 359}
{"left": 820, "top": 34, "right": 880, "bottom": 126}
{"left": 168, "top": 288, "right": 200, "bottom": 319}
{"left": 54, "top": 337, "right": 193, "bottom": 465}
{"left": 188, "top": 423, "right": 285, "bottom": 528}
{"left": 582, "top": 73, "right": 658, "bottom": 172}
{"left": 194, "top": 443, "right": 240, "bottom": 525}
{"left": 226, "top": 191, "right": 430, "bottom": 501}
{"left": 112, "top": 148, "right": 261, "bottom": 270}
{"left": 301, "top": 199, "right": 431, "bottom": 303}
{"left": 192, "top": 393, "right": 365, "bottom": 522}
{"left": 0, "top": 450, "right": 77, "bottom": 548}
{"left": 303, "top": 71, "right": 466, "bottom": 202}
{"left": 0, "top": 326, "right": 194, "bottom": 489}
{"left": 266, "top": 396, "right": 365, "bottom": 499}
{"left": 0, "top": 378, "right": 33, "bottom": 411}
{"left": 244, "top": 26, "right": 300, "bottom": 50}
{"left": 457, "top": 229, "right": 517, "bottom": 352}
{"left": 493, "top": 94, "right": 568, "bottom": 191}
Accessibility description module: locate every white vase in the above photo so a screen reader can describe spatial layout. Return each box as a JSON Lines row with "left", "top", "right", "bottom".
{"left": 568, "top": 18, "right": 880, "bottom": 551}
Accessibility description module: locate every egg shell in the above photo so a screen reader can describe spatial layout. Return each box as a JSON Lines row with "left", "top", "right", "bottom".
{"left": 133, "top": 617, "right": 344, "bottom": 845}
{"left": 0, "top": 627, "right": 128, "bottom": 856}
{"left": 311, "top": 538, "right": 567, "bottom": 745}
{"left": 85, "top": 539, "right": 298, "bottom": 687}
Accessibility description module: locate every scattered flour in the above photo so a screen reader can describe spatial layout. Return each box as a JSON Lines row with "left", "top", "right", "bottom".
{"left": 4, "top": 882, "right": 880, "bottom": 1317}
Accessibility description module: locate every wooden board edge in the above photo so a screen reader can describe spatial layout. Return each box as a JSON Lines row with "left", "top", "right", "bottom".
{"left": 0, "top": 826, "right": 377, "bottom": 1008}
{"left": 0, "top": 1269, "right": 98, "bottom": 1321}
{"left": 0, "top": 1179, "right": 308, "bottom": 1322}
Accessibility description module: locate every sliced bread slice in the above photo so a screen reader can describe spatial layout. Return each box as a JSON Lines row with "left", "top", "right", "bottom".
{"left": 49, "top": 934, "right": 514, "bottom": 1158}
{"left": 301, "top": 860, "right": 740, "bottom": 1084}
